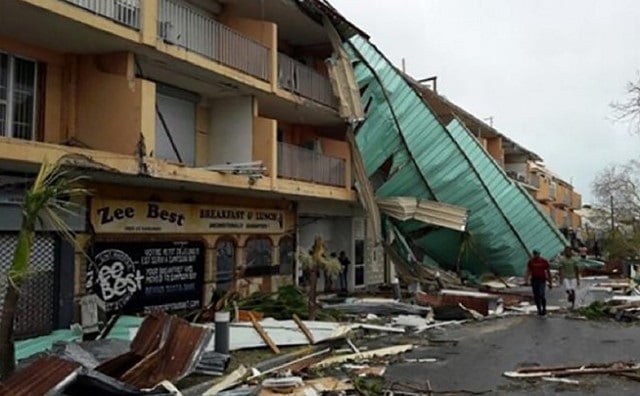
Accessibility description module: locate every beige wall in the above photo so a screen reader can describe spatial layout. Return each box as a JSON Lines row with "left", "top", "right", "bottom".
{"left": 253, "top": 117, "right": 277, "bottom": 179}
{"left": 219, "top": 16, "right": 277, "bottom": 50}
{"left": 486, "top": 137, "right": 504, "bottom": 166}
{"left": 75, "top": 53, "right": 155, "bottom": 155}
{"left": 195, "top": 104, "right": 209, "bottom": 166}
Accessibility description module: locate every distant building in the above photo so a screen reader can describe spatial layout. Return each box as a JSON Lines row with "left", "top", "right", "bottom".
{"left": 415, "top": 84, "right": 581, "bottom": 232}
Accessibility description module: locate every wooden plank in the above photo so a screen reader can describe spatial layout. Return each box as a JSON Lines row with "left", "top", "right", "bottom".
{"left": 292, "top": 314, "right": 315, "bottom": 344}
{"left": 249, "top": 312, "right": 280, "bottom": 354}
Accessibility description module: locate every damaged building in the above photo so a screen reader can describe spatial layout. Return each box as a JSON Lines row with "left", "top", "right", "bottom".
{"left": 0, "top": 0, "right": 580, "bottom": 347}
{"left": 0, "top": 0, "right": 379, "bottom": 340}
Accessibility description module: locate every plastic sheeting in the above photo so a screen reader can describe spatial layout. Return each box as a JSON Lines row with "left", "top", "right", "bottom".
{"left": 345, "top": 35, "right": 566, "bottom": 276}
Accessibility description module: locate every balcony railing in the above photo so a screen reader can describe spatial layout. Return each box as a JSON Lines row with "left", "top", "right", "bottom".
{"left": 62, "top": 0, "right": 141, "bottom": 29}
{"left": 277, "top": 142, "right": 345, "bottom": 187}
{"left": 158, "top": 0, "right": 270, "bottom": 81}
{"left": 278, "top": 53, "right": 337, "bottom": 108}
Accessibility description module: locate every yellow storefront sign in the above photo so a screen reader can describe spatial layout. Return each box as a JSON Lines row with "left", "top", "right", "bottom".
{"left": 91, "top": 198, "right": 285, "bottom": 234}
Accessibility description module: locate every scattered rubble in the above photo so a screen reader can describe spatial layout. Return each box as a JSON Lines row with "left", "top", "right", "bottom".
{"left": 4, "top": 268, "right": 640, "bottom": 395}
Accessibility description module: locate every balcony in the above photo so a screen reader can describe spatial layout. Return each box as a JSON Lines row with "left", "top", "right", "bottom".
{"left": 62, "top": 0, "right": 141, "bottom": 29}
{"left": 278, "top": 53, "right": 337, "bottom": 108}
{"left": 529, "top": 174, "right": 540, "bottom": 188}
{"left": 571, "top": 192, "right": 582, "bottom": 209}
{"left": 157, "top": 0, "right": 271, "bottom": 81}
{"left": 277, "top": 142, "right": 346, "bottom": 187}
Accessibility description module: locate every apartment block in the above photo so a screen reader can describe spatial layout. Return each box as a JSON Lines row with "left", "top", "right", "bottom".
{"left": 0, "top": 0, "right": 373, "bottom": 338}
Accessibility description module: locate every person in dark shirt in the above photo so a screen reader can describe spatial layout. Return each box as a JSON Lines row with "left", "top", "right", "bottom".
{"left": 338, "top": 251, "right": 350, "bottom": 291}
{"left": 525, "top": 249, "right": 553, "bottom": 316}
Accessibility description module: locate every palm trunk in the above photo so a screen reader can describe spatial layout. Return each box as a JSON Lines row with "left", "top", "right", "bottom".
{"left": 0, "top": 225, "right": 34, "bottom": 380}
{"left": 0, "top": 282, "right": 19, "bottom": 380}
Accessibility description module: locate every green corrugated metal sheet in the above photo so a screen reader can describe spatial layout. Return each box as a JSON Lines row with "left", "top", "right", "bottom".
{"left": 346, "top": 35, "right": 566, "bottom": 276}
{"left": 15, "top": 329, "right": 81, "bottom": 362}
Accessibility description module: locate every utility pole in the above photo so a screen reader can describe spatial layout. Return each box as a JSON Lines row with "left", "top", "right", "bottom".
{"left": 610, "top": 195, "right": 615, "bottom": 232}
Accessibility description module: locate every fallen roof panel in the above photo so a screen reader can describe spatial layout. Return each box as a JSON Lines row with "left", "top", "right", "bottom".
{"left": 345, "top": 35, "right": 566, "bottom": 275}
{"left": 0, "top": 356, "right": 81, "bottom": 396}
{"left": 378, "top": 196, "right": 468, "bottom": 232}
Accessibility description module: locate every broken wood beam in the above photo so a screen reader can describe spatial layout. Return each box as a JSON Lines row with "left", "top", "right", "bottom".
{"left": 504, "top": 362, "right": 640, "bottom": 379}
{"left": 292, "top": 313, "right": 315, "bottom": 344}
{"left": 249, "top": 312, "right": 280, "bottom": 354}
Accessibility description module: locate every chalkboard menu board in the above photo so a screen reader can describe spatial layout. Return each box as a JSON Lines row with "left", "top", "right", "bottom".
{"left": 87, "top": 240, "right": 204, "bottom": 313}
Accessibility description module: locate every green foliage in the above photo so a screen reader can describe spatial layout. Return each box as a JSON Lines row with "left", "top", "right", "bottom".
{"left": 9, "top": 158, "right": 87, "bottom": 285}
{"left": 236, "top": 285, "right": 339, "bottom": 321}
{"left": 602, "top": 229, "right": 640, "bottom": 261}
{"left": 353, "top": 376, "right": 385, "bottom": 396}
{"left": 576, "top": 301, "right": 610, "bottom": 320}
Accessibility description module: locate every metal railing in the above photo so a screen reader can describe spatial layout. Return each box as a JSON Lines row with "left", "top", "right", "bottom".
{"left": 278, "top": 53, "right": 337, "bottom": 108}
{"left": 62, "top": 0, "right": 141, "bottom": 29}
{"left": 277, "top": 142, "right": 346, "bottom": 187}
{"left": 158, "top": 0, "right": 270, "bottom": 81}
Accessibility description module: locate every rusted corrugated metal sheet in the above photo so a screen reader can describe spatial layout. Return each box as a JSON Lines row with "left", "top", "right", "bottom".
{"left": 0, "top": 356, "right": 81, "bottom": 396}
{"left": 97, "top": 312, "right": 211, "bottom": 389}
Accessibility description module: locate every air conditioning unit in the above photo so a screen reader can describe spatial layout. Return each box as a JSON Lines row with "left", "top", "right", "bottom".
{"left": 158, "top": 21, "right": 180, "bottom": 44}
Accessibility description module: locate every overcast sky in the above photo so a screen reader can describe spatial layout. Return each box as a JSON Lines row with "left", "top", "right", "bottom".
{"left": 330, "top": 0, "right": 640, "bottom": 204}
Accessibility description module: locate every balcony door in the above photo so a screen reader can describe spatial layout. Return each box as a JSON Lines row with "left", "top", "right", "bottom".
{"left": 155, "top": 85, "right": 197, "bottom": 165}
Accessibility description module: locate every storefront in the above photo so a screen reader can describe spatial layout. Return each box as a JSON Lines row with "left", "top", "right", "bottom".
{"left": 0, "top": 176, "right": 81, "bottom": 338}
{"left": 85, "top": 188, "right": 296, "bottom": 315}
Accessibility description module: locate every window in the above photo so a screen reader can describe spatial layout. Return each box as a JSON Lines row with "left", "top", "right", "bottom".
{"left": 355, "top": 239, "right": 365, "bottom": 286}
{"left": 215, "top": 238, "right": 236, "bottom": 292}
{"left": 278, "top": 236, "right": 295, "bottom": 275}
{"left": 0, "top": 53, "right": 37, "bottom": 140}
{"left": 245, "top": 237, "right": 272, "bottom": 268}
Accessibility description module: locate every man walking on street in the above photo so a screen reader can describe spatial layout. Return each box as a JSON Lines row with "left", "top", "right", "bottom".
{"left": 559, "top": 246, "right": 580, "bottom": 309}
{"left": 526, "top": 249, "right": 552, "bottom": 316}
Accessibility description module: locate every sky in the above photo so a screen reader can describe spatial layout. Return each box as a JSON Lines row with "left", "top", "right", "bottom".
{"left": 330, "top": 0, "right": 640, "bottom": 204}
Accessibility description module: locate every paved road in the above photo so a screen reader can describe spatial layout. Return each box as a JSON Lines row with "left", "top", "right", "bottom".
{"left": 385, "top": 315, "right": 640, "bottom": 395}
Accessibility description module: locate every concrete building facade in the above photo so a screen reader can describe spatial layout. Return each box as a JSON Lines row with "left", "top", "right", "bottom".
{"left": 0, "top": 0, "right": 375, "bottom": 338}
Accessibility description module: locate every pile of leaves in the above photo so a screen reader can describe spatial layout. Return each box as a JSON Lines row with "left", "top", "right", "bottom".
{"left": 576, "top": 301, "right": 610, "bottom": 320}
{"left": 236, "top": 285, "right": 339, "bottom": 321}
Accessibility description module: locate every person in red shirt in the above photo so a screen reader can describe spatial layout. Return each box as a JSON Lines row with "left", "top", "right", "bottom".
{"left": 525, "top": 249, "right": 553, "bottom": 316}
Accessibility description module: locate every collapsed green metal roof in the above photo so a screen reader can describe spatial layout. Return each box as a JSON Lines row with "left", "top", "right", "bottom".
{"left": 345, "top": 35, "right": 566, "bottom": 276}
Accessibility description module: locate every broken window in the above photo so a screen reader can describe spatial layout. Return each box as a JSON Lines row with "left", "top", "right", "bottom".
{"left": 245, "top": 237, "right": 273, "bottom": 268}
{"left": 215, "top": 238, "right": 235, "bottom": 291}
{"left": 278, "top": 236, "right": 295, "bottom": 275}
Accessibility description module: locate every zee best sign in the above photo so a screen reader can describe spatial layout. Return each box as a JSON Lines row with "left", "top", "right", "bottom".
{"left": 87, "top": 241, "right": 204, "bottom": 313}
{"left": 91, "top": 198, "right": 285, "bottom": 234}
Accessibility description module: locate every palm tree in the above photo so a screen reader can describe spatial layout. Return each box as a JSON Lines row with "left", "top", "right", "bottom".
{"left": 0, "top": 158, "right": 87, "bottom": 379}
{"left": 297, "top": 236, "right": 341, "bottom": 320}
